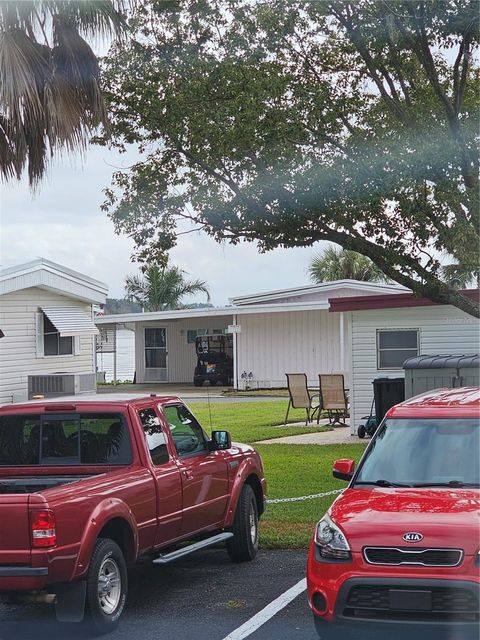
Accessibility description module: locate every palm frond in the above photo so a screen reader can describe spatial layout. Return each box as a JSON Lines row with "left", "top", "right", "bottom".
{"left": 0, "top": 0, "right": 128, "bottom": 185}
{"left": 0, "top": 115, "right": 25, "bottom": 179}
{"left": 125, "top": 263, "right": 211, "bottom": 312}
{"left": 45, "top": 1, "right": 129, "bottom": 40}
{"left": 308, "top": 245, "right": 389, "bottom": 283}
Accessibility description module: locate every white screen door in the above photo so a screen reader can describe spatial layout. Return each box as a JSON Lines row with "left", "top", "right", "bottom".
{"left": 144, "top": 328, "right": 167, "bottom": 382}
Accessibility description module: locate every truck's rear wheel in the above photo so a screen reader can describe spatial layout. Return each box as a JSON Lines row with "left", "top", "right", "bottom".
{"left": 227, "top": 484, "right": 259, "bottom": 562}
{"left": 85, "top": 538, "right": 127, "bottom": 634}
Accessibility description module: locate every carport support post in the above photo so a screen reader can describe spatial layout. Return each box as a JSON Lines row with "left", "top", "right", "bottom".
{"left": 113, "top": 323, "right": 117, "bottom": 385}
{"left": 233, "top": 314, "right": 238, "bottom": 390}
{"left": 339, "top": 312, "right": 345, "bottom": 371}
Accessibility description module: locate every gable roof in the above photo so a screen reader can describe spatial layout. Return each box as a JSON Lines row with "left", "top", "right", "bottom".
{"left": 328, "top": 289, "right": 479, "bottom": 313}
{"left": 0, "top": 258, "right": 108, "bottom": 304}
{"left": 230, "top": 280, "right": 407, "bottom": 306}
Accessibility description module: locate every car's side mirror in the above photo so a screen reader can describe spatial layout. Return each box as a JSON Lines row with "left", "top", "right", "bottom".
{"left": 211, "top": 430, "right": 232, "bottom": 450}
{"left": 333, "top": 459, "right": 355, "bottom": 481}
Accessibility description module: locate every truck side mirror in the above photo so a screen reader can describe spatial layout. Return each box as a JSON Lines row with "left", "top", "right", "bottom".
{"left": 333, "top": 459, "right": 355, "bottom": 481}
{"left": 211, "top": 431, "right": 232, "bottom": 450}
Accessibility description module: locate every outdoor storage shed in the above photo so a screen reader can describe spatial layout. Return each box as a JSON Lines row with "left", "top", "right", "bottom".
{"left": 403, "top": 354, "right": 479, "bottom": 399}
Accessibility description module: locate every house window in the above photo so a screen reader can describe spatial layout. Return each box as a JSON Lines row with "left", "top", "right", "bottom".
{"left": 43, "top": 314, "right": 73, "bottom": 356}
{"left": 377, "top": 329, "right": 419, "bottom": 369}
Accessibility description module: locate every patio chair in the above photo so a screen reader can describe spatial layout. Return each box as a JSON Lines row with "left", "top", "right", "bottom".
{"left": 318, "top": 374, "right": 349, "bottom": 426}
{"left": 285, "top": 373, "right": 320, "bottom": 426}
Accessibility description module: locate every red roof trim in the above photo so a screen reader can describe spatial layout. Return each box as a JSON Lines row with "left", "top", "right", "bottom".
{"left": 329, "top": 289, "right": 479, "bottom": 313}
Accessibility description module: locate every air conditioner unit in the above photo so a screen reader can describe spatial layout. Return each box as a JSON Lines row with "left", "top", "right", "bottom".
{"left": 28, "top": 373, "right": 96, "bottom": 398}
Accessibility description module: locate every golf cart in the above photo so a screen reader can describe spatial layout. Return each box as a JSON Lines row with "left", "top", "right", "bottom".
{"left": 193, "top": 334, "right": 233, "bottom": 387}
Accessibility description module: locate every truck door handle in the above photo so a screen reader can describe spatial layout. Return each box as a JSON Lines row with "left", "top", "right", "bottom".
{"left": 182, "top": 470, "right": 193, "bottom": 480}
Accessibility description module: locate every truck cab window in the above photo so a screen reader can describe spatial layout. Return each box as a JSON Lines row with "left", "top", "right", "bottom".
{"left": 138, "top": 408, "right": 169, "bottom": 465}
{"left": 0, "top": 414, "right": 132, "bottom": 466}
{"left": 163, "top": 405, "right": 207, "bottom": 457}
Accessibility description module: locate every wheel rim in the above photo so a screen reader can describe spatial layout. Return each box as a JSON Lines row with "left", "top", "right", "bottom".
{"left": 97, "top": 557, "right": 121, "bottom": 615}
{"left": 249, "top": 503, "right": 258, "bottom": 545}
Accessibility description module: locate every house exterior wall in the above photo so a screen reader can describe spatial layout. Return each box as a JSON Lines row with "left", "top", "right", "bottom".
{"left": 235, "top": 310, "right": 349, "bottom": 388}
{"left": 134, "top": 315, "right": 233, "bottom": 383}
{"left": 97, "top": 328, "right": 135, "bottom": 382}
{"left": 132, "top": 310, "right": 350, "bottom": 387}
{"left": 350, "top": 306, "right": 480, "bottom": 433}
{"left": 0, "top": 288, "right": 96, "bottom": 404}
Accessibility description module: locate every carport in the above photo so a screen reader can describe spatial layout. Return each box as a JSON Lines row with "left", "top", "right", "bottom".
{"left": 96, "top": 308, "right": 236, "bottom": 386}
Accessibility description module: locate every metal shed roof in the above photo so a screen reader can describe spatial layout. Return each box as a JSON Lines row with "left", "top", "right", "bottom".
{"left": 403, "top": 354, "right": 479, "bottom": 370}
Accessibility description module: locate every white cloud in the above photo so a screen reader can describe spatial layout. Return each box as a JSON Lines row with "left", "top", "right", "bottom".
{"left": 0, "top": 145, "right": 322, "bottom": 305}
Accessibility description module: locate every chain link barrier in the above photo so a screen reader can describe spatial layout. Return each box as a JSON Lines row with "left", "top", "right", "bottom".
{"left": 266, "top": 488, "right": 343, "bottom": 505}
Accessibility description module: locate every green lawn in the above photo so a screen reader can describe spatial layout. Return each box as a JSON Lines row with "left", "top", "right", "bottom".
{"left": 257, "top": 443, "right": 366, "bottom": 548}
{"left": 188, "top": 400, "right": 331, "bottom": 443}
{"left": 188, "top": 401, "right": 367, "bottom": 548}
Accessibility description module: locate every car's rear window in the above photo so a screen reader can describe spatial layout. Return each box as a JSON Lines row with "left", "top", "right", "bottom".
{"left": 0, "top": 413, "right": 133, "bottom": 466}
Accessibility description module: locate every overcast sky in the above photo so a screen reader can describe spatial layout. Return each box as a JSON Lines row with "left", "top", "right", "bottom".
{"left": 0, "top": 144, "right": 323, "bottom": 306}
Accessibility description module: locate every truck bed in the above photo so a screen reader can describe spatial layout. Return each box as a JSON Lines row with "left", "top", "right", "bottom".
{"left": 0, "top": 475, "right": 96, "bottom": 494}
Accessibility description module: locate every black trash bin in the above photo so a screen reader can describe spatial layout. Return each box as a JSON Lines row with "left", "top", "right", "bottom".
{"left": 373, "top": 377, "right": 405, "bottom": 425}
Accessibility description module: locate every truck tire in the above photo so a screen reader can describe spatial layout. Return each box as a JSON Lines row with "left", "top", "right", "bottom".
{"left": 227, "top": 484, "right": 259, "bottom": 562}
{"left": 85, "top": 538, "right": 128, "bottom": 635}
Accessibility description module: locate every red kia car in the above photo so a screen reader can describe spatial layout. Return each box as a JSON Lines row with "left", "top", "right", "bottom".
{"left": 307, "top": 387, "right": 480, "bottom": 640}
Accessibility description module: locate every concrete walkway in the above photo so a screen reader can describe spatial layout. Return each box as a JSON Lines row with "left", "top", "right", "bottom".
{"left": 97, "top": 383, "right": 280, "bottom": 402}
{"left": 256, "top": 423, "right": 365, "bottom": 445}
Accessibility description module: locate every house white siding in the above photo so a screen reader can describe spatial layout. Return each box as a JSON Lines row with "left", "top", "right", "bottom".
{"left": 97, "top": 328, "right": 136, "bottom": 382}
{"left": 131, "top": 310, "right": 351, "bottom": 388}
{"left": 0, "top": 288, "right": 96, "bottom": 403}
{"left": 350, "top": 306, "right": 480, "bottom": 433}
{"left": 235, "top": 310, "right": 349, "bottom": 388}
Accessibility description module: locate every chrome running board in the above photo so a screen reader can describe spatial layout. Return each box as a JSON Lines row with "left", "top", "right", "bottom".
{"left": 153, "top": 532, "right": 234, "bottom": 564}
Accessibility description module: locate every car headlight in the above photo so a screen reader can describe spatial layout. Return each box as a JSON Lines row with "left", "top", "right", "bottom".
{"left": 315, "top": 514, "right": 351, "bottom": 561}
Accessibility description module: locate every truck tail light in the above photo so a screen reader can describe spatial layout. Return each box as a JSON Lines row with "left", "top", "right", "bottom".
{"left": 30, "top": 510, "right": 56, "bottom": 548}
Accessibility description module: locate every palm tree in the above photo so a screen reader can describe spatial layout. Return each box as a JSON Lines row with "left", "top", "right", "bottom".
{"left": 308, "top": 245, "right": 389, "bottom": 283}
{"left": 0, "top": 0, "right": 127, "bottom": 185}
{"left": 440, "top": 263, "right": 479, "bottom": 289}
{"left": 125, "top": 264, "right": 211, "bottom": 311}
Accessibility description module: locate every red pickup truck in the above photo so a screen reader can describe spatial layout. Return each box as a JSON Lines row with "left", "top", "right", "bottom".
{"left": 0, "top": 394, "right": 266, "bottom": 633}
{"left": 307, "top": 386, "right": 479, "bottom": 640}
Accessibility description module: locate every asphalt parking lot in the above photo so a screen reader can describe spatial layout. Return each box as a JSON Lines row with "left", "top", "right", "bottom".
{"left": 1, "top": 548, "right": 475, "bottom": 640}
{"left": 0, "top": 549, "right": 316, "bottom": 640}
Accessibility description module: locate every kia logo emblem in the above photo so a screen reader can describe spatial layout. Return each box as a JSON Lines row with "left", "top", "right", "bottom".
{"left": 403, "top": 532, "right": 424, "bottom": 543}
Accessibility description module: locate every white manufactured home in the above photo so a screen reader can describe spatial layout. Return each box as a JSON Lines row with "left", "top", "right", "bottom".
{"left": 330, "top": 291, "right": 480, "bottom": 433}
{"left": 0, "top": 259, "right": 107, "bottom": 404}
{"left": 95, "top": 280, "right": 406, "bottom": 390}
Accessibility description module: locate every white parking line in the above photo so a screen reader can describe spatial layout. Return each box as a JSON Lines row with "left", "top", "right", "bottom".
{"left": 220, "top": 577, "right": 307, "bottom": 640}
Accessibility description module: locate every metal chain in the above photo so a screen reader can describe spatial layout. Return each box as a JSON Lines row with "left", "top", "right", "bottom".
{"left": 267, "top": 489, "right": 343, "bottom": 505}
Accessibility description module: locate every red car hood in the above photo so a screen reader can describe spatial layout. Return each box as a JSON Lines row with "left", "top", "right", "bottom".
{"left": 330, "top": 487, "right": 480, "bottom": 554}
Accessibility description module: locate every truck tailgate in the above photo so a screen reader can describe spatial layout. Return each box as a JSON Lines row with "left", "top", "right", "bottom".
{"left": 0, "top": 496, "right": 31, "bottom": 565}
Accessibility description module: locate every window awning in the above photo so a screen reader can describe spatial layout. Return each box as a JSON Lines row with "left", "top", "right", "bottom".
{"left": 41, "top": 307, "right": 99, "bottom": 336}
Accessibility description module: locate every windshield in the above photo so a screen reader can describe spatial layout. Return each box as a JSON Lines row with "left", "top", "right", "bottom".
{"left": 354, "top": 418, "right": 479, "bottom": 487}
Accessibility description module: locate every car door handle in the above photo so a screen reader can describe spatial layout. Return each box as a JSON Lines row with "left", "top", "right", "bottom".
{"left": 182, "top": 470, "right": 193, "bottom": 480}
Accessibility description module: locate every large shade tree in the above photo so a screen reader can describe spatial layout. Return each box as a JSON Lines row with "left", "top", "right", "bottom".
{"left": 101, "top": 0, "right": 480, "bottom": 317}
{"left": 125, "top": 263, "right": 210, "bottom": 311}
{"left": 309, "top": 245, "right": 389, "bottom": 283}
{"left": 0, "top": 0, "right": 127, "bottom": 185}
